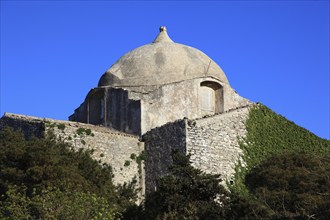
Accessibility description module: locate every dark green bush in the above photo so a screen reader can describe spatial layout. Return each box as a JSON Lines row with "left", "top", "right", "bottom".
{"left": 246, "top": 152, "right": 330, "bottom": 219}
{"left": 0, "top": 127, "right": 137, "bottom": 219}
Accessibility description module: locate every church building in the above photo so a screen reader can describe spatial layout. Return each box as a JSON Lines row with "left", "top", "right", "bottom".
{"left": 69, "top": 26, "right": 251, "bottom": 136}
{"left": 1, "top": 27, "right": 253, "bottom": 195}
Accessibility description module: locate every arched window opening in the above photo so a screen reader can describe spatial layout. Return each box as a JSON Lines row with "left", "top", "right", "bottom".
{"left": 199, "top": 81, "right": 223, "bottom": 115}
{"left": 200, "top": 86, "right": 215, "bottom": 113}
{"left": 87, "top": 89, "right": 104, "bottom": 125}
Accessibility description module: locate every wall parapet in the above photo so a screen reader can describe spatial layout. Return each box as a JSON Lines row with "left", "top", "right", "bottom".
{"left": 1, "top": 113, "right": 139, "bottom": 138}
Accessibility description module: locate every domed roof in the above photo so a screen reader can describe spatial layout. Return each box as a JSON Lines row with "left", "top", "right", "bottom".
{"left": 98, "top": 26, "right": 229, "bottom": 87}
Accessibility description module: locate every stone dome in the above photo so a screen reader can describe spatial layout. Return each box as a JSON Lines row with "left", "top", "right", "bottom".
{"left": 98, "top": 26, "right": 229, "bottom": 87}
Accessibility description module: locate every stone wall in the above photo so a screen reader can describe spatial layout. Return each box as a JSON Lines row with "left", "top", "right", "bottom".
{"left": 0, "top": 113, "right": 45, "bottom": 139}
{"left": 1, "top": 104, "right": 252, "bottom": 198}
{"left": 141, "top": 105, "right": 251, "bottom": 193}
{"left": 186, "top": 105, "right": 251, "bottom": 182}
{"left": 125, "top": 77, "right": 251, "bottom": 135}
{"left": 124, "top": 79, "right": 200, "bottom": 135}
{"left": 70, "top": 76, "right": 251, "bottom": 138}
{"left": 142, "top": 120, "right": 186, "bottom": 194}
{"left": 0, "top": 113, "right": 145, "bottom": 197}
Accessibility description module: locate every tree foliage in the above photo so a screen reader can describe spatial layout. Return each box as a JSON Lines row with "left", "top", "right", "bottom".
{"left": 245, "top": 152, "right": 330, "bottom": 220}
{"left": 0, "top": 127, "right": 137, "bottom": 219}
{"left": 140, "top": 151, "right": 229, "bottom": 219}
{"left": 137, "top": 151, "right": 273, "bottom": 220}
{"left": 0, "top": 185, "right": 118, "bottom": 220}
{"left": 2, "top": 103, "right": 330, "bottom": 219}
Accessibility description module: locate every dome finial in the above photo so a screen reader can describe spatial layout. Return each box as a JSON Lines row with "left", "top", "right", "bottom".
{"left": 159, "top": 26, "right": 167, "bottom": 32}
{"left": 153, "top": 26, "right": 173, "bottom": 43}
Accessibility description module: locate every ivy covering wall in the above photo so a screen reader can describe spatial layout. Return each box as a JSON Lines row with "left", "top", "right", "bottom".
{"left": 233, "top": 104, "right": 330, "bottom": 195}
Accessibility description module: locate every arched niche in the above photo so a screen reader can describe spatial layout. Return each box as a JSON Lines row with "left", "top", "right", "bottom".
{"left": 199, "top": 81, "right": 224, "bottom": 115}
{"left": 87, "top": 89, "right": 105, "bottom": 125}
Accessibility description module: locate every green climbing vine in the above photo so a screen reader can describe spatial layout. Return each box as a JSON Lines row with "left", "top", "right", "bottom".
{"left": 232, "top": 104, "right": 330, "bottom": 195}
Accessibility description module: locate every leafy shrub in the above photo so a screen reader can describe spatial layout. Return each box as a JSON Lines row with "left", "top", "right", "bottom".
{"left": 130, "top": 153, "right": 136, "bottom": 160}
{"left": 0, "top": 127, "right": 137, "bottom": 219}
{"left": 142, "top": 151, "right": 230, "bottom": 220}
{"left": 245, "top": 152, "right": 330, "bottom": 219}
{"left": 76, "top": 128, "right": 94, "bottom": 136}
{"left": 57, "top": 123, "right": 66, "bottom": 130}
{"left": 124, "top": 160, "right": 130, "bottom": 167}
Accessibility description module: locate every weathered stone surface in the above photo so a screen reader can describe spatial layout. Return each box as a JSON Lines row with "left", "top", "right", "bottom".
{"left": 1, "top": 27, "right": 256, "bottom": 199}
{"left": 1, "top": 104, "right": 252, "bottom": 197}
{"left": 142, "top": 104, "right": 252, "bottom": 193}
{"left": 98, "top": 28, "right": 228, "bottom": 87}
{"left": 0, "top": 113, "right": 145, "bottom": 198}
{"left": 186, "top": 105, "right": 251, "bottom": 182}
{"left": 0, "top": 113, "right": 45, "bottom": 139}
{"left": 70, "top": 27, "right": 251, "bottom": 136}
{"left": 142, "top": 120, "right": 186, "bottom": 194}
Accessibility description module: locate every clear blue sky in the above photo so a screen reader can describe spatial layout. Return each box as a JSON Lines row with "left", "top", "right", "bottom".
{"left": 1, "top": 1, "right": 329, "bottom": 139}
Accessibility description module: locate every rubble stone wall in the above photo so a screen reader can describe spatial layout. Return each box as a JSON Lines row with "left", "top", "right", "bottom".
{"left": 0, "top": 113, "right": 145, "bottom": 197}
{"left": 142, "top": 120, "right": 187, "bottom": 194}
{"left": 1, "top": 104, "right": 252, "bottom": 197}
{"left": 186, "top": 106, "right": 251, "bottom": 182}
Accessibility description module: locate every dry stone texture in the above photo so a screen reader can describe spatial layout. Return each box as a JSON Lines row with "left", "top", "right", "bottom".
{"left": 142, "top": 105, "right": 251, "bottom": 192}
{"left": 142, "top": 120, "right": 187, "bottom": 193}
{"left": 0, "top": 113, "right": 145, "bottom": 197}
{"left": 186, "top": 105, "right": 251, "bottom": 182}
